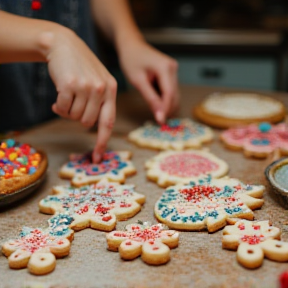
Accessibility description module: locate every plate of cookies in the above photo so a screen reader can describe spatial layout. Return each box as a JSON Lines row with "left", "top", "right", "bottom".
{"left": 0, "top": 138, "right": 48, "bottom": 207}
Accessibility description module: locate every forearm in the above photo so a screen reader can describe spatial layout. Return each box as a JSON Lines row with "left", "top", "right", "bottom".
{"left": 0, "top": 10, "right": 67, "bottom": 63}
{"left": 90, "top": 0, "right": 144, "bottom": 52}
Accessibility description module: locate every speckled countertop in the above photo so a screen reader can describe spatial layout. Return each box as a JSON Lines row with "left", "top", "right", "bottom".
{"left": 1, "top": 86, "right": 288, "bottom": 288}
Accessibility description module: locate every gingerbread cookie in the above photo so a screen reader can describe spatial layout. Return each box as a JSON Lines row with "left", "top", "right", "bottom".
{"left": 39, "top": 180, "right": 145, "bottom": 231}
{"left": 193, "top": 92, "right": 286, "bottom": 128}
{"left": 1, "top": 214, "right": 74, "bottom": 275}
{"left": 221, "top": 122, "right": 288, "bottom": 158}
{"left": 0, "top": 139, "right": 48, "bottom": 195}
{"left": 155, "top": 176, "right": 264, "bottom": 232}
{"left": 128, "top": 118, "right": 214, "bottom": 150}
{"left": 145, "top": 149, "right": 229, "bottom": 187}
{"left": 59, "top": 151, "right": 136, "bottom": 186}
{"left": 222, "top": 219, "right": 288, "bottom": 269}
{"left": 106, "top": 221, "right": 179, "bottom": 265}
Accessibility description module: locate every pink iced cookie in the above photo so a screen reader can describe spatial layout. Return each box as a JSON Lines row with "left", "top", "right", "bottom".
{"left": 106, "top": 221, "right": 179, "bottom": 265}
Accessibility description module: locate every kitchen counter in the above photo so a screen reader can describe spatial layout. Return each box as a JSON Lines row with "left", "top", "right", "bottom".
{"left": 1, "top": 85, "right": 288, "bottom": 288}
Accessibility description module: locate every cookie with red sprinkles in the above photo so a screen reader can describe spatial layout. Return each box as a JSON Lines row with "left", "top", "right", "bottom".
{"left": 0, "top": 139, "right": 48, "bottom": 195}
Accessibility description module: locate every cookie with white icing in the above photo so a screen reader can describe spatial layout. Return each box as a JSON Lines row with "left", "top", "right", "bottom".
{"left": 106, "top": 221, "right": 179, "bottom": 265}
{"left": 221, "top": 122, "right": 288, "bottom": 158}
{"left": 128, "top": 118, "right": 214, "bottom": 150}
{"left": 222, "top": 219, "right": 288, "bottom": 269}
{"left": 155, "top": 176, "right": 264, "bottom": 232}
{"left": 145, "top": 149, "right": 229, "bottom": 187}
{"left": 59, "top": 151, "right": 136, "bottom": 186}
{"left": 1, "top": 214, "right": 74, "bottom": 275}
{"left": 39, "top": 179, "right": 145, "bottom": 232}
{"left": 193, "top": 92, "right": 286, "bottom": 128}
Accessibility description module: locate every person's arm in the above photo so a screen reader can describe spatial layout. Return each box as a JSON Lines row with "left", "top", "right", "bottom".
{"left": 0, "top": 10, "right": 117, "bottom": 163}
{"left": 90, "top": 0, "right": 179, "bottom": 124}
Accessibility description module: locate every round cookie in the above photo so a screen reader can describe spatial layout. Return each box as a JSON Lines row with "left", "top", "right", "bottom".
{"left": 128, "top": 118, "right": 214, "bottom": 150}
{"left": 59, "top": 151, "right": 136, "bottom": 186}
{"left": 145, "top": 149, "right": 229, "bottom": 187}
{"left": 39, "top": 179, "right": 146, "bottom": 232}
{"left": 193, "top": 92, "right": 286, "bottom": 128}
{"left": 106, "top": 221, "right": 179, "bottom": 265}
{"left": 0, "top": 139, "right": 48, "bottom": 195}
{"left": 222, "top": 220, "right": 288, "bottom": 269}
{"left": 220, "top": 122, "right": 288, "bottom": 158}
{"left": 155, "top": 176, "right": 264, "bottom": 232}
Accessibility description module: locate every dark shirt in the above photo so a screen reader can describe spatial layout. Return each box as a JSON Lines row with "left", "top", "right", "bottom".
{"left": 0, "top": 0, "right": 97, "bottom": 132}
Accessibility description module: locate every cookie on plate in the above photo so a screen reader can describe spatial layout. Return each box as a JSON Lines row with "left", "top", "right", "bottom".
{"left": 221, "top": 122, "right": 288, "bottom": 158}
{"left": 59, "top": 151, "right": 136, "bottom": 186}
{"left": 0, "top": 139, "right": 48, "bottom": 195}
{"left": 1, "top": 214, "right": 74, "bottom": 275}
{"left": 145, "top": 149, "right": 229, "bottom": 187}
{"left": 193, "top": 92, "right": 286, "bottom": 128}
{"left": 222, "top": 219, "right": 288, "bottom": 269}
{"left": 39, "top": 179, "right": 145, "bottom": 232}
{"left": 106, "top": 221, "right": 179, "bottom": 265}
{"left": 155, "top": 176, "right": 264, "bottom": 232}
{"left": 128, "top": 118, "right": 214, "bottom": 150}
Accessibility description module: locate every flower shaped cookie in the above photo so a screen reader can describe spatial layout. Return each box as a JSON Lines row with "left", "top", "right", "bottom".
{"left": 145, "top": 149, "right": 229, "bottom": 187}
{"left": 39, "top": 180, "right": 146, "bottom": 231}
{"left": 128, "top": 118, "right": 214, "bottom": 150}
{"left": 1, "top": 214, "right": 74, "bottom": 275}
{"left": 155, "top": 176, "right": 264, "bottom": 232}
{"left": 106, "top": 221, "right": 179, "bottom": 265}
{"left": 59, "top": 151, "right": 136, "bottom": 186}
{"left": 222, "top": 220, "right": 288, "bottom": 269}
{"left": 221, "top": 122, "right": 288, "bottom": 158}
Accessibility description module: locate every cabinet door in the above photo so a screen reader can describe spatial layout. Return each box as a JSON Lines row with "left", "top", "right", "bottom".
{"left": 172, "top": 55, "right": 277, "bottom": 90}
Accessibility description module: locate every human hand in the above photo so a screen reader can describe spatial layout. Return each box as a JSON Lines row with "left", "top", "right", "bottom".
{"left": 40, "top": 27, "right": 117, "bottom": 163}
{"left": 117, "top": 39, "right": 179, "bottom": 124}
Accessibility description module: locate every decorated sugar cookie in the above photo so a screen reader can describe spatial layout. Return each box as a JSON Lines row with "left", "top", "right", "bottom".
{"left": 155, "top": 176, "right": 264, "bottom": 232}
{"left": 145, "top": 149, "right": 229, "bottom": 187}
{"left": 59, "top": 151, "right": 136, "bottom": 186}
{"left": 39, "top": 180, "right": 146, "bottom": 231}
{"left": 128, "top": 118, "right": 214, "bottom": 150}
{"left": 221, "top": 122, "right": 288, "bottom": 158}
{"left": 222, "top": 220, "right": 288, "bottom": 269}
{"left": 106, "top": 221, "right": 179, "bottom": 265}
{"left": 193, "top": 92, "right": 286, "bottom": 128}
{"left": 0, "top": 138, "right": 48, "bottom": 195}
{"left": 1, "top": 214, "right": 74, "bottom": 275}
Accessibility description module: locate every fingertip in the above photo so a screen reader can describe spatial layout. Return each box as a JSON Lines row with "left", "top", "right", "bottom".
{"left": 155, "top": 110, "right": 165, "bottom": 124}
{"left": 92, "top": 151, "right": 102, "bottom": 163}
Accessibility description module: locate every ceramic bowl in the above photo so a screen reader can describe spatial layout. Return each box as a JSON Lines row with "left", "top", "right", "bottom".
{"left": 265, "top": 157, "right": 288, "bottom": 209}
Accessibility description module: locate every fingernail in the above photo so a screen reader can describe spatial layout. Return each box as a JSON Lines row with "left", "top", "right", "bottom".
{"left": 155, "top": 111, "right": 165, "bottom": 124}
{"left": 93, "top": 153, "right": 102, "bottom": 163}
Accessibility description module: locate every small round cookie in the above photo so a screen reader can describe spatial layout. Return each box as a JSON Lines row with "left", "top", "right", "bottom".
{"left": 193, "top": 92, "right": 286, "bottom": 128}
{"left": 1, "top": 214, "right": 74, "bottom": 275}
{"left": 222, "top": 220, "right": 288, "bottom": 269}
{"left": 106, "top": 221, "right": 179, "bottom": 265}
{"left": 39, "top": 179, "right": 146, "bottom": 232}
{"left": 221, "top": 122, "right": 288, "bottom": 158}
{"left": 145, "top": 149, "right": 229, "bottom": 188}
{"left": 155, "top": 176, "right": 264, "bottom": 232}
{"left": 0, "top": 138, "right": 48, "bottom": 195}
{"left": 59, "top": 151, "right": 136, "bottom": 186}
{"left": 128, "top": 118, "right": 214, "bottom": 150}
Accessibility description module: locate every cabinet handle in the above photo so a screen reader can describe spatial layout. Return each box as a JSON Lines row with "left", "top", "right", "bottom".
{"left": 200, "top": 68, "right": 223, "bottom": 79}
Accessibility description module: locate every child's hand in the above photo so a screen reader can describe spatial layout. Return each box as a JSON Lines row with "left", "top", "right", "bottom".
{"left": 41, "top": 27, "right": 117, "bottom": 163}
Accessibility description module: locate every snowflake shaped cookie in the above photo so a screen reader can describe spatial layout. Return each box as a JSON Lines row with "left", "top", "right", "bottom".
{"left": 221, "top": 122, "right": 288, "bottom": 158}
{"left": 106, "top": 221, "right": 179, "bottom": 265}
{"left": 59, "top": 151, "right": 136, "bottom": 186}
{"left": 128, "top": 118, "right": 214, "bottom": 150}
{"left": 154, "top": 176, "right": 264, "bottom": 232}
{"left": 222, "top": 220, "right": 288, "bottom": 269}
{"left": 39, "top": 180, "right": 146, "bottom": 232}
{"left": 1, "top": 214, "right": 74, "bottom": 275}
{"left": 145, "top": 149, "right": 229, "bottom": 187}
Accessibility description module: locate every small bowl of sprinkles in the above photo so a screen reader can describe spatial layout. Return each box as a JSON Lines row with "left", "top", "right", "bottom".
{"left": 265, "top": 157, "right": 288, "bottom": 209}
